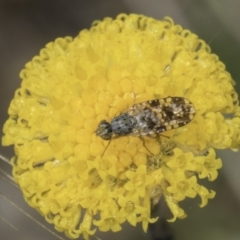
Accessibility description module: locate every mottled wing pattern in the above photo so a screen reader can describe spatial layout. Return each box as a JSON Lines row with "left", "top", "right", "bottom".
{"left": 126, "top": 97, "right": 196, "bottom": 136}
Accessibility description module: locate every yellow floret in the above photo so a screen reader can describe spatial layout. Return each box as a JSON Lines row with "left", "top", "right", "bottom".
{"left": 2, "top": 14, "right": 240, "bottom": 239}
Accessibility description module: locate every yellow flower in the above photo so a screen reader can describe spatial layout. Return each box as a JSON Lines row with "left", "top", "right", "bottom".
{"left": 124, "top": 165, "right": 154, "bottom": 197}
{"left": 71, "top": 212, "right": 96, "bottom": 240}
{"left": 118, "top": 192, "right": 145, "bottom": 226}
{"left": 138, "top": 193, "right": 158, "bottom": 232}
{"left": 194, "top": 183, "right": 216, "bottom": 208}
{"left": 93, "top": 200, "right": 125, "bottom": 232}
{"left": 164, "top": 195, "right": 187, "bottom": 222}
{"left": 166, "top": 170, "right": 197, "bottom": 201}
{"left": 166, "top": 148, "right": 197, "bottom": 171}
{"left": 2, "top": 13, "right": 240, "bottom": 239}
{"left": 198, "top": 148, "right": 223, "bottom": 181}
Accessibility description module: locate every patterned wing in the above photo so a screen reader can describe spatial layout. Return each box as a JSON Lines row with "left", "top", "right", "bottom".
{"left": 126, "top": 97, "right": 196, "bottom": 136}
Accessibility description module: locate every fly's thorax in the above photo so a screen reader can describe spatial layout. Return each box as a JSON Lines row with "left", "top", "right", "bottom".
{"left": 111, "top": 113, "right": 135, "bottom": 136}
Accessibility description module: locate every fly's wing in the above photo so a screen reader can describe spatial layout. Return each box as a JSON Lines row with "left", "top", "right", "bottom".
{"left": 126, "top": 97, "right": 196, "bottom": 135}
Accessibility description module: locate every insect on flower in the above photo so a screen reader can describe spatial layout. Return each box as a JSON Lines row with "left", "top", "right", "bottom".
{"left": 95, "top": 97, "right": 196, "bottom": 154}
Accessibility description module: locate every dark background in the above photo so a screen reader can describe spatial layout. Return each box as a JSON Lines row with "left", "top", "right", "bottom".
{"left": 1, "top": 0, "right": 240, "bottom": 239}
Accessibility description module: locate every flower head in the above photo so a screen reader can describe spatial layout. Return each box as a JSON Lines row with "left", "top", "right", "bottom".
{"left": 2, "top": 14, "right": 240, "bottom": 239}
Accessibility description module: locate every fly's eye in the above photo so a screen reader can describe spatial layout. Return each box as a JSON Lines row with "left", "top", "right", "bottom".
{"left": 100, "top": 133, "right": 112, "bottom": 140}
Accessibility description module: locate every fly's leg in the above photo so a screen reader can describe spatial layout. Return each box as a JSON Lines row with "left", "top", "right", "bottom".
{"left": 140, "top": 133, "right": 168, "bottom": 156}
{"left": 101, "top": 139, "right": 112, "bottom": 157}
{"left": 156, "top": 134, "right": 176, "bottom": 156}
{"left": 139, "top": 136, "right": 154, "bottom": 155}
{"left": 101, "top": 135, "right": 120, "bottom": 157}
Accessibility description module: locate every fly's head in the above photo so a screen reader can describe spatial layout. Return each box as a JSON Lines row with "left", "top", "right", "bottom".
{"left": 95, "top": 120, "right": 112, "bottom": 140}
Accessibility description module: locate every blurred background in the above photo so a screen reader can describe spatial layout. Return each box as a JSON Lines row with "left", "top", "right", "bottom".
{"left": 1, "top": 0, "right": 240, "bottom": 239}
